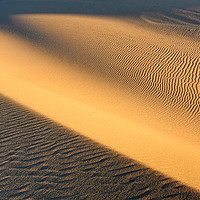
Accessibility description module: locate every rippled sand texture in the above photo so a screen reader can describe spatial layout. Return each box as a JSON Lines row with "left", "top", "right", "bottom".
{"left": 1, "top": 95, "right": 200, "bottom": 199}
{"left": 0, "top": 0, "right": 200, "bottom": 196}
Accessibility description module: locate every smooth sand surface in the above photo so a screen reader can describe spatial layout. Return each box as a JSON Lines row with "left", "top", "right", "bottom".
{"left": 0, "top": 0, "right": 200, "bottom": 198}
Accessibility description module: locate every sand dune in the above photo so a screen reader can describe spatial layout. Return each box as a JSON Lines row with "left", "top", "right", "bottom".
{"left": 0, "top": 0, "right": 200, "bottom": 197}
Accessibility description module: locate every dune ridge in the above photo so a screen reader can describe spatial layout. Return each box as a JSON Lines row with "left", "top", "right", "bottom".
{"left": 1, "top": 61, "right": 200, "bottom": 192}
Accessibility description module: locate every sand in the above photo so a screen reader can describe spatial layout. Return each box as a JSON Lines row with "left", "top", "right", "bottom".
{"left": 0, "top": 0, "right": 200, "bottom": 198}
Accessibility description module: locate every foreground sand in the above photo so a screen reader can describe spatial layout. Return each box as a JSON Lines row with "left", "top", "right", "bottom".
{"left": 0, "top": 0, "right": 200, "bottom": 197}
{"left": 0, "top": 95, "right": 200, "bottom": 199}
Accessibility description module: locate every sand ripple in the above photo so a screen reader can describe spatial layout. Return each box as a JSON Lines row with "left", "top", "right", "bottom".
{"left": 0, "top": 95, "right": 200, "bottom": 199}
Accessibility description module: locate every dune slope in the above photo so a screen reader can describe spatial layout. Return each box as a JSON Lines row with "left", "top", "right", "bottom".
{"left": 0, "top": 94, "right": 200, "bottom": 199}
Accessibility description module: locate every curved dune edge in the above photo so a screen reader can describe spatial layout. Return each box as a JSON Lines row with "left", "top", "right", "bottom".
{"left": 0, "top": 29, "right": 200, "bottom": 192}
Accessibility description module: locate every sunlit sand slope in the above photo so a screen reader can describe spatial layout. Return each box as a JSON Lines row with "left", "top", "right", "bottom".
{"left": 7, "top": 14, "right": 200, "bottom": 131}
{"left": 0, "top": 0, "right": 200, "bottom": 193}
{"left": 0, "top": 95, "right": 200, "bottom": 199}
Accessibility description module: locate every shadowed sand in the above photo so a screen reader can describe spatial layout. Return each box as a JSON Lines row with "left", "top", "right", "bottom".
{"left": 0, "top": 0, "right": 200, "bottom": 197}
{"left": 0, "top": 94, "right": 200, "bottom": 199}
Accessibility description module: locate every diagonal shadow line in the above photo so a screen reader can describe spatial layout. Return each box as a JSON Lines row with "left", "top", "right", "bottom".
{"left": 0, "top": 93, "right": 200, "bottom": 199}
